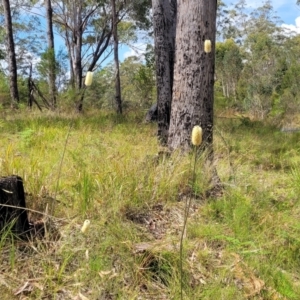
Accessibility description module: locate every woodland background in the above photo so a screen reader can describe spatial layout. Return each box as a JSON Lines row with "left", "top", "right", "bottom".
{"left": 1, "top": 1, "right": 300, "bottom": 299}
{"left": 0, "top": 0, "right": 299, "bottom": 126}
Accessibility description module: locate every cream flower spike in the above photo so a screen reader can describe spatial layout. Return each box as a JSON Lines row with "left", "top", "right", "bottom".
{"left": 81, "top": 220, "right": 91, "bottom": 233}
{"left": 85, "top": 71, "right": 94, "bottom": 86}
{"left": 204, "top": 40, "right": 212, "bottom": 53}
{"left": 191, "top": 125, "right": 203, "bottom": 146}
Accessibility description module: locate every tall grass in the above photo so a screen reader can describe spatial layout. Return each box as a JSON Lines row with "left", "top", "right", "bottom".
{"left": 0, "top": 109, "right": 300, "bottom": 299}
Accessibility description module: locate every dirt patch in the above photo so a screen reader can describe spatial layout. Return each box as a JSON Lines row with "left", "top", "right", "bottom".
{"left": 124, "top": 201, "right": 199, "bottom": 241}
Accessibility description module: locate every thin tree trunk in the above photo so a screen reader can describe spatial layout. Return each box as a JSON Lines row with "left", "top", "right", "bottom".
{"left": 111, "top": 0, "right": 122, "bottom": 114}
{"left": 87, "top": 30, "right": 112, "bottom": 72}
{"left": 73, "top": 2, "right": 83, "bottom": 91}
{"left": 28, "top": 63, "right": 33, "bottom": 108}
{"left": 226, "top": 83, "right": 229, "bottom": 98}
{"left": 74, "top": 34, "right": 83, "bottom": 91}
{"left": 73, "top": 2, "right": 84, "bottom": 112}
{"left": 45, "top": 0, "right": 57, "bottom": 109}
{"left": 221, "top": 76, "right": 226, "bottom": 97}
{"left": 65, "top": 1, "right": 83, "bottom": 94}
{"left": 152, "top": 0, "right": 176, "bottom": 145}
{"left": 233, "top": 81, "right": 237, "bottom": 102}
{"left": 65, "top": 30, "right": 75, "bottom": 88}
{"left": 168, "top": 0, "right": 217, "bottom": 154}
{"left": 2, "top": 0, "right": 19, "bottom": 107}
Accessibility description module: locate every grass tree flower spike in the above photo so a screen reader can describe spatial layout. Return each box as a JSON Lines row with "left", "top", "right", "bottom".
{"left": 85, "top": 71, "right": 93, "bottom": 86}
{"left": 191, "top": 125, "right": 202, "bottom": 146}
{"left": 81, "top": 220, "right": 91, "bottom": 233}
{"left": 204, "top": 40, "right": 212, "bottom": 53}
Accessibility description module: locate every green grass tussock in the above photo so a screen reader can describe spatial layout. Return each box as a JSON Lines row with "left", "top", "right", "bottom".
{"left": 0, "top": 109, "right": 300, "bottom": 299}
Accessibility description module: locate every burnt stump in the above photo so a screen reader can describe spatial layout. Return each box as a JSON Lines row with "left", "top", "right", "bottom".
{"left": 0, "top": 176, "right": 30, "bottom": 238}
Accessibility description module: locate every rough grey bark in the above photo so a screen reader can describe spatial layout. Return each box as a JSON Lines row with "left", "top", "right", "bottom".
{"left": 168, "top": 0, "right": 217, "bottom": 153}
{"left": 2, "top": 0, "right": 19, "bottom": 106}
{"left": 111, "top": 0, "right": 122, "bottom": 114}
{"left": 152, "top": 0, "right": 176, "bottom": 145}
{"left": 46, "top": 0, "right": 57, "bottom": 109}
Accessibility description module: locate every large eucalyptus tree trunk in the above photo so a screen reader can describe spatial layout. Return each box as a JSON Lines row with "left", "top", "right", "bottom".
{"left": 111, "top": 0, "right": 122, "bottom": 114}
{"left": 45, "top": 0, "right": 57, "bottom": 109}
{"left": 152, "top": 0, "right": 176, "bottom": 145}
{"left": 2, "top": 0, "right": 19, "bottom": 106}
{"left": 168, "top": 0, "right": 217, "bottom": 154}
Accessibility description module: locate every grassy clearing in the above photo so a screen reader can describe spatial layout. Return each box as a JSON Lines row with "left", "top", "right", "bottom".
{"left": 0, "top": 109, "right": 300, "bottom": 299}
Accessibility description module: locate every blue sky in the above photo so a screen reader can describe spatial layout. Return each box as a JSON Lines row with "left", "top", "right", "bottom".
{"left": 222, "top": 0, "right": 300, "bottom": 33}
{"left": 124, "top": 0, "right": 300, "bottom": 63}
{"left": 9, "top": 0, "right": 300, "bottom": 72}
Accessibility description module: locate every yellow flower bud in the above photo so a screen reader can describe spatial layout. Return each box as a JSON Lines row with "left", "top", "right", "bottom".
{"left": 191, "top": 126, "right": 202, "bottom": 146}
{"left": 204, "top": 40, "right": 212, "bottom": 53}
{"left": 81, "top": 220, "right": 90, "bottom": 233}
{"left": 85, "top": 71, "right": 93, "bottom": 86}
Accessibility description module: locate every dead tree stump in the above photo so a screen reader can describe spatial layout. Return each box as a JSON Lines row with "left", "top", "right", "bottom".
{"left": 0, "top": 176, "right": 30, "bottom": 238}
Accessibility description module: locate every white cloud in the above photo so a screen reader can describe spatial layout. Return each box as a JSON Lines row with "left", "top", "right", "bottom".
{"left": 123, "top": 48, "right": 136, "bottom": 59}
{"left": 223, "top": 0, "right": 292, "bottom": 10}
{"left": 281, "top": 16, "right": 300, "bottom": 35}
{"left": 122, "top": 43, "right": 148, "bottom": 60}
{"left": 0, "top": 44, "right": 41, "bottom": 76}
{"left": 296, "top": 16, "right": 300, "bottom": 28}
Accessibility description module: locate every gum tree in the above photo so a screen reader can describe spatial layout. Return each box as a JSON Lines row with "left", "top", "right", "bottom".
{"left": 52, "top": 0, "right": 151, "bottom": 112}
{"left": 152, "top": 0, "right": 176, "bottom": 145}
{"left": 168, "top": 0, "right": 217, "bottom": 154}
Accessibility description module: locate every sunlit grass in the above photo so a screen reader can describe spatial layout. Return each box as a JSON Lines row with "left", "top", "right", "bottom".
{"left": 0, "top": 108, "right": 300, "bottom": 298}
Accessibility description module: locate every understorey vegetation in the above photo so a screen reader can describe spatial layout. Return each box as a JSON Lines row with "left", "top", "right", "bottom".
{"left": 0, "top": 108, "right": 300, "bottom": 299}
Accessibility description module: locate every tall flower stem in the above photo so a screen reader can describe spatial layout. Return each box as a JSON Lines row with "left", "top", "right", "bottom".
{"left": 180, "top": 125, "right": 202, "bottom": 299}
{"left": 180, "top": 145, "right": 199, "bottom": 300}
